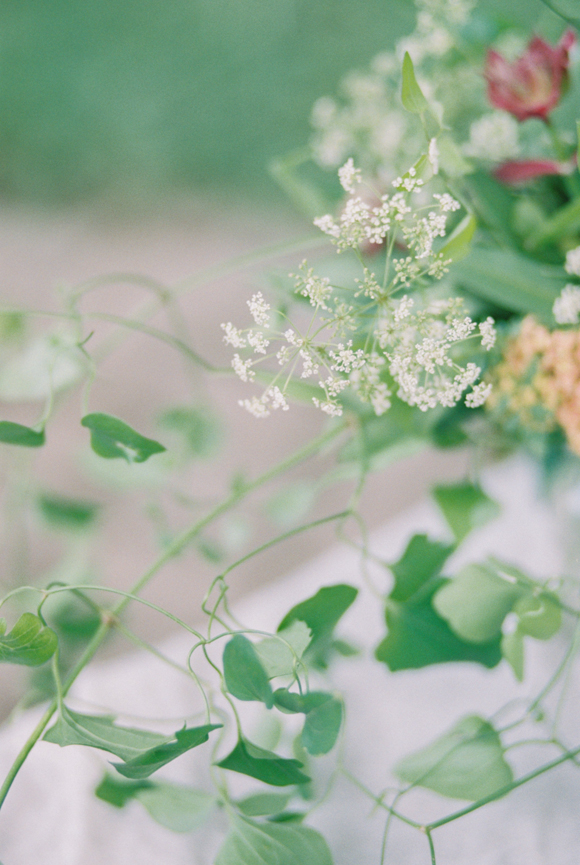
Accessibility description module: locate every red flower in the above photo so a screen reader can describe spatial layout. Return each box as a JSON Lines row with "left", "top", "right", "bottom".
{"left": 485, "top": 30, "right": 576, "bottom": 122}
{"left": 494, "top": 158, "right": 565, "bottom": 184}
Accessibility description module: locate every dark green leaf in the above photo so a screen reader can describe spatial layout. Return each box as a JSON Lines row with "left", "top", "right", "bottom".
{"left": 216, "top": 738, "right": 310, "bottom": 787}
{"left": 238, "top": 792, "right": 292, "bottom": 817}
{"left": 301, "top": 698, "right": 342, "bottom": 756}
{"left": 433, "top": 482, "right": 499, "bottom": 544}
{"left": 278, "top": 584, "right": 357, "bottom": 668}
{"left": 433, "top": 563, "right": 524, "bottom": 643}
{"left": 526, "top": 194, "right": 580, "bottom": 250}
{"left": 394, "top": 716, "right": 513, "bottom": 801}
{"left": 388, "top": 534, "right": 454, "bottom": 603}
{"left": 215, "top": 813, "right": 333, "bottom": 865}
{"left": 223, "top": 635, "right": 274, "bottom": 708}
{"left": 43, "top": 707, "right": 169, "bottom": 760}
{"left": 81, "top": 413, "right": 166, "bottom": 463}
{"left": 95, "top": 775, "right": 152, "bottom": 808}
{"left": 0, "top": 421, "right": 44, "bottom": 448}
{"left": 38, "top": 493, "right": 98, "bottom": 529}
{"left": 451, "top": 247, "right": 565, "bottom": 321}
{"left": 0, "top": 613, "right": 57, "bottom": 666}
{"left": 401, "top": 52, "right": 428, "bottom": 114}
{"left": 114, "top": 724, "right": 222, "bottom": 779}
{"left": 375, "top": 579, "right": 502, "bottom": 671}
{"left": 273, "top": 689, "right": 331, "bottom": 714}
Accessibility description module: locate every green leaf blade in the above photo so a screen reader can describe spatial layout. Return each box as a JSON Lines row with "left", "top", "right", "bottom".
{"left": 401, "top": 52, "right": 428, "bottom": 114}
{"left": 0, "top": 421, "right": 45, "bottom": 448}
{"left": 433, "top": 482, "right": 499, "bottom": 544}
{"left": 215, "top": 814, "right": 333, "bottom": 865}
{"left": 81, "top": 413, "right": 166, "bottom": 463}
{"left": 223, "top": 635, "right": 274, "bottom": 707}
{"left": 114, "top": 724, "right": 222, "bottom": 779}
{"left": 0, "top": 613, "right": 57, "bottom": 666}
{"left": 278, "top": 584, "right": 357, "bottom": 668}
{"left": 394, "top": 716, "right": 513, "bottom": 801}
{"left": 216, "top": 738, "right": 310, "bottom": 787}
{"left": 389, "top": 534, "right": 454, "bottom": 603}
{"left": 43, "top": 708, "right": 169, "bottom": 761}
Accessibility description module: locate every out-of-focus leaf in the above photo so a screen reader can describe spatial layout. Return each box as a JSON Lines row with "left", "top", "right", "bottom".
{"left": 38, "top": 493, "right": 98, "bottom": 529}
{"left": 81, "top": 413, "right": 166, "bottom": 463}
{"left": 388, "top": 534, "right": 454, "bottom": 603}
{"left": 433, "top": 482, "right": 500, "bottom": 543}
{"left": 255, "top": 621, "right": 312, "bottom": 678}
{"left": 513, "top": 592, "right": 562, "bottom": 640}
{"left": 433, "top": 563, "right": 524, "bottom": 643}
{"left": 215, "top": 813, "right": 333, "bottom": 865}
{"left": 238, "top": 792, "right": 292, "bottom": 817}
{"left": 158, "top": 406, "right": 222, "bottom": 459}
{"left": 0, "top": 421, "right": 44, "bottom": 448}
{"left": 394, "top": 716, "right": 513, "bottom": 801}
{"left": 0, "top": 613, "right": 57, "bottom": 666}
{"left": 438, "top": 214, "right": 477, "bottom": 262}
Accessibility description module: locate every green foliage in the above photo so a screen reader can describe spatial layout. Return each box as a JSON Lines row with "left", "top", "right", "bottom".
{"left": 265, "top": 482, "right": 318, "bottom": 529}
{"left": 44, "top": 708, "right": 170, "bottom": 760}
{"left": 438, "top": 214, "right": 477, "bottom": 263}
{"left": 81, "top": 413, "right": 166, "bottom": 463}
{"left": 433, "top": 563, "right": 525, "bottom": 643}
{"left": 158, "top": 406, "right": 222, "bottom": 460}
{"left": 451, "top": 247, "right": 566, "bottom": 321}
{"left": 394, "top": 716, "right": 513, "bottom": 801}
{"left": 44, "top": 707, "right": 220, "bottom": 778}
{"left": 237, "top": 792, "right": 292, "bottom": 817}
{"left": 388, "top": 534, "right": 454, "bottom": 603}
{"left": 401, "top": 52, "right": 428, "bottom": 114}
{"left": 215, "top": 813, "right": 333, "bottom": 865}
{"left": 254, "top": 621, "right": 312, "bottom": 678}
{"left": 278, "top": 584, "right": 358, "bottom": 668}
{"left": 223, "top": 635, "right": 274, "bottom": 708}
{"left": 432, "top": 482, "right": 500, "bottom": 544}
{"left": 96, "top": 775, "right": 217, "bottom": 832}
{"left": 273, "top": 690, "right": 342, "bottom": 756}
{"left": 114, "top": 724, "right": 223, "bottom": 780}
{"left": 0, "top": 421, "right": 44, "bottom": 448}
{"left": 514, "top": 592, "right": 561, "bottom": 639}
{"left": 0, "top": 613, "right": 57, "bottom": 666}
{"left": 216, "top": 738, "right": 310, "bottom": 787}
{"left": 376, "top": 578, "right": 502, "bottom": 671}
{"left": 38, "top": 493, "right": 99, "bottom": 529}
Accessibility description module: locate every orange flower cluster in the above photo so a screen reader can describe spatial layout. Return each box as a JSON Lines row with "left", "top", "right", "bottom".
{"left": 488, "top": 316, "right": 580, "bottom": 454}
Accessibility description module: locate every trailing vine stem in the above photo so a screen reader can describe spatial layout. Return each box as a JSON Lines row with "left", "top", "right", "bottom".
{"left": 0, "top": 419, "right": 348, "bottom": 810}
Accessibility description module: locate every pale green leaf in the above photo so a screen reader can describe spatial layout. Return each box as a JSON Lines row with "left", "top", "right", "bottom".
{"left": 215, "top": 813, "right": 333, "bottom": 865}
{"left": 301, "top": 698, "right": 342, "bottom": 756}
{"left": 395, "top": 716, "right": 513, "bottom": 801}
{"left": 433, "top": 482, "right": 500, "bottom": 544}
{"left": 44, "top": 707, "right": 169, "bottom": 760}
{"left": 278, "top": 584, "right": 358, "bottom": 668}
{"left": 238, "top": 792, "right": 292, "bottom": 817}
{"left": 514, "top": 592, "right": 562, "bottom": 640}
{"left": 136, "top": 783, "right": 217, "bottom": 832}
{"left": 433, "top": 563, "right": 524, "bottom": 643}
{"left": 0, "top": 612, "right": 57, "bottom": 666}
{"left": 438, "top": 214, "right": 477, "bottom": 263}
{"left": 254, "top": 621, "right": 312, "bottom": 678}
{"left": 401, "top": 52, "right": 428, "bottom": 114}
{"left": 501, "top": 630, "right": 524, "bottom": 681}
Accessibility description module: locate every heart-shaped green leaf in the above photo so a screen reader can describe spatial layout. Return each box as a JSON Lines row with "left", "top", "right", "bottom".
{"left": 215, "top": 813, "right": 333, "bottom": 865}
{"left": 278, "top": 584, "right": 357, "bottom": 668}
{"left": 223, "top": 635, "right": 274, "bottom": 707}
{"left": 81, "top": 413, "right": 166, "bottom": 463}
{"left": 0, "top": 613, "right": 57, "bottom": 666}
{"left": 394, "top": 716, "right": 513, "bottom": 801}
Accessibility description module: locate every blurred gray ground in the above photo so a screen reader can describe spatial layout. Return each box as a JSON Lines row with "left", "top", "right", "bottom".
{"left": 0, "top": 198, "right": 468, "bottom": 720}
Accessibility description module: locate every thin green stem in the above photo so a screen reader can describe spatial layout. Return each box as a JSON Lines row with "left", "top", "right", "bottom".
{"left": 426, "top": 743, "right": 580, "bottom": 830}
{"left": 0, "top": 420, "right": 347, "bottom": 810}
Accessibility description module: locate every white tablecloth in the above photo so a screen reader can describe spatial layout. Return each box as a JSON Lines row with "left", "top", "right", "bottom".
{"left": 0, "top": 458, "right": 578, "bottom": 865}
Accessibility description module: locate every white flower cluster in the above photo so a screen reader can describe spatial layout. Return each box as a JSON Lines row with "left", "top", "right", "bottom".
{"left": 564, "top": 246, "right": 580, "bottom": 277}
{"left": 375, "top": 298, "right": 495, "bottom": 411}
{"left": 222, "top": 161, "right": 494, "bottom": 420}
{"left": 553, "top": 284, "right": 580, "bottom": 325}
{"left": 464, "top": 112, "right": 520, "bottom": 163}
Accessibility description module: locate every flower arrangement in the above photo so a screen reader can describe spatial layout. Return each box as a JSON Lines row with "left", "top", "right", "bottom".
{"left": 2, "top": 0, "right": 580, "bottom": 863}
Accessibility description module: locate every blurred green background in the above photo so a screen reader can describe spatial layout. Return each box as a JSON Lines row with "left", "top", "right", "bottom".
{"left": 0, "top": 0, "right": 547, "bottom": 206}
